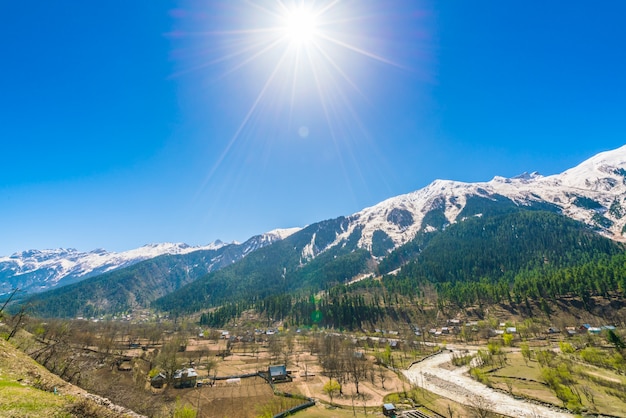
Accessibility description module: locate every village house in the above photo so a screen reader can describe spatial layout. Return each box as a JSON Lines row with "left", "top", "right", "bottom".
{"left": 172, "top": 368, "right": 198, "bottom": 389}
{"left": 383, "top": 403, "right": 397, "bottom": 417}
{"left": 268, "top": 365, "right": 292, "bottom": 383}
{"left": 150, "top": 372, "right": 167, "bottom": 389}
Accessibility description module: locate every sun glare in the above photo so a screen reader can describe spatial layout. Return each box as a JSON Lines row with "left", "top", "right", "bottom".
{"left": 283, "top": 8, "right": 318, "bottom": 44}
{"left": 170, "top": 1, "right": 423, "bottom": 188}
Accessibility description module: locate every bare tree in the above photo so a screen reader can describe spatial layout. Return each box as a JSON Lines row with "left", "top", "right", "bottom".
{"left": 7, "top": 304, "right": 28, "bottom": 341}
{"left": 268, "top": 335, "right": 284, "bottom": 363}
{"left": 446, "top": 404, "right": 455, "bottom": 418}
{"left": 345, "top": 351, "right": 368, "bottom": 395}
{"left": 467, "top": 396, "right": 494, "bottom": 418}
{"left": 0, "top": 288, "right": 20, "bottom": 318}
{"left": 377, "top": 365, "right": 388, "bottom": 389}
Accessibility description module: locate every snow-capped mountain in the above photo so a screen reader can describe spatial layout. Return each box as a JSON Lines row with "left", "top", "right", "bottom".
{"left": 8, "top": 145, "right": 626, "bottom": 305}
{"left": 309, "top": 145, "right": 626, "bottom": 257}
{"left": 237, "top": 228, "right": 302, "bottom": 255}
{"left": 23, "top": 145, "right": 626, "bottom": 317}
{"left": 0, "top": 228, "right": 300, "bottom": 296}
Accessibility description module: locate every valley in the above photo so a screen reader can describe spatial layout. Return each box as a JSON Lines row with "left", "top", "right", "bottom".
{"left": 3, "top": 147, "right": 626, "bottom": 417}
{"left": 2, "top": 295, "right": 626, "bottom": 417}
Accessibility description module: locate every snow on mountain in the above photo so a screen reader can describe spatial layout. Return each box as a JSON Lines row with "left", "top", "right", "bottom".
{"left": 4, "top": 145, "right": 626, "bottom": 296}
{"left": 266, "top": 227, "right": 301, "bottom": 240}
{"left": 238, "top": 227, "right": 302, "bottom": 256}
{"left": 324, "top": 145, "right": 626, "bottom": 254}
{"left": 0, "top": 242, "right": 226, "bottom": 295}
{"left": 0, "top": 227, "right": 303, "bottom": 296}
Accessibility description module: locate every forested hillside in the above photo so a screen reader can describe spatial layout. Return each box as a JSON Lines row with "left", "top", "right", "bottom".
{"left": 22, "top": 205, "right": 626, "bottom": 327}
{"left": 25, "top": 249, "right": 230, "bottom": 317}
{"left": 153, "top": 218, "right": 372, "bottom": 314}
{"left": 199, "top": 210, "right": 626, "bottom": 329}
{"left": 385, "top": 210, "right": 621, "bottom": 298}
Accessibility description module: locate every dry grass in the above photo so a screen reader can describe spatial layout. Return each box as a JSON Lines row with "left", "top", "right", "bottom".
{"left": 484, "top": 349, "right": 626, "bottom": 417}
{"left": 0, "top": 334, "right": 127, "bottom": 418}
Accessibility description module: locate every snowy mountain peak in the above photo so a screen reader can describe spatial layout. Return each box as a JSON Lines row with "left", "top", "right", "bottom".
{"left": 553, "top": 145, "right": 626, "bottom": 191}
{"left": 5, "top": 145, "right": 626, "bottom": 298}
{"left": 265, "top": 227, "right": 302, "bottom": 240}
{"left": 312, "top": 145, "right": 626, "bottom": 258}
{"left": 0, "top": 232, "right": 297, "bottom": 296}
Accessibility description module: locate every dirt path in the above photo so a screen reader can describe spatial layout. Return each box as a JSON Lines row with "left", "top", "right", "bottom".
{"left": 403, "top": 349, "right": 572, "bottom": 418}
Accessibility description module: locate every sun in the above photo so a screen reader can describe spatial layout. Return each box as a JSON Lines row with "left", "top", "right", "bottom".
{"left": 282, "top": 7, "right": 318, "bottom": 45}
{"left": 168, "top": 0, "right": 422, "bottom": 187}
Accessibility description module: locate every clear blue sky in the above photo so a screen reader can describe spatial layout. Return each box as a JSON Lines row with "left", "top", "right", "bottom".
{"left": 1, "top": 1, "right": 625, "bottom": 256}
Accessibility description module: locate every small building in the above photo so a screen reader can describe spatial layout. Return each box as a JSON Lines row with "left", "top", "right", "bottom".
{"left": 150, "top": 372, "right": 167, "bottom": 389}
{"left": 172, "top": 368, "right": 198, "bottom": 389}
{"left": 383, "top": 403, "right": 397, "bottom": 417}
{"left": 268, "top": 365, "right": 291, "bottom": 383}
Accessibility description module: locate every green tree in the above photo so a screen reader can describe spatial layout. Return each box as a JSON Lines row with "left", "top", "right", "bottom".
{"left": 323, "top": 379, "right": 341, "bottom": 405}
{"left": 520, "top": 341, "right": 531, "bottom": 365}
{"left": 607, "top": 330, "right": 625, "bottom": 350}
{"left": 173, "top": 398, "right": 197, "bottom": 418}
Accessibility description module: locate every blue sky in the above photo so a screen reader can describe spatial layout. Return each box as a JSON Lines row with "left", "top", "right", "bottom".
{"left": 1, "top": 1, "right": 625, "bottom": 256}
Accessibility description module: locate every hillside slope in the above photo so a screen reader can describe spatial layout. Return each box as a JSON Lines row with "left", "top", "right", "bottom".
{"left": 2, "top": 229, "right": 300, "bottom": 298}
{"left": 22, "top": 230, "right": 299, "bottom": 318}
{"left": 23, "top": 145, "right": 626, "bottom": 318}
{"left": 0, "top": 334, "right": 142, "bottom": 417}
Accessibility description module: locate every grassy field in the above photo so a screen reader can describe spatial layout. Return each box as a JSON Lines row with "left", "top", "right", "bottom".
{"left": 479, "top": 346, "right": 626, "bottom": 417}
{"left": 8, "top": 314, "right": 626, "bottom": 418}
{"left": 0, "top": 334, "right": 131, "bottom": 418}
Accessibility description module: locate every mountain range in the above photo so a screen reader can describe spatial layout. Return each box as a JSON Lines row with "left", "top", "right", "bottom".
{"left": 9, "top": 145, "right": 626, "bottom": 317}
{"left": 0, "top": 229, "right": 299, "bottom": 297}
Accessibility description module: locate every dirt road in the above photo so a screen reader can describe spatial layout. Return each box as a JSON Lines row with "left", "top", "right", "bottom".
{"left": 403, "top": 349, "right": 572, "bottom": 418}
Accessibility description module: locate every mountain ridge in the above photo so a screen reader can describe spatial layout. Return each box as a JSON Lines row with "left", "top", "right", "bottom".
{"left": 339, "top": 144, "right": 626, "bottom": 254}
{"left": 13, "top": 145, "right": 626, "bottom": 317}
{"left": 1, "top": 228, "right": 301, "bottom": 297}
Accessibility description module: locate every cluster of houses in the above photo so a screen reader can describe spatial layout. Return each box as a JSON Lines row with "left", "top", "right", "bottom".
{"left": 151, "top": 367, "right": 199, "bottom": 389}
{"left": 150, "top": 364, "right": 292, "bottom": 390}
{"left": 424, "top": 319, "right": 620, "bottom": 339}
{"left": 426, "top": 319, "right": 467, "bottom": 337}
{"left": 548, "top": 324, "right": 617, "bottom": 336}
{"left": 197, "top": 327, "right": 282, "bottom": 343}
{"left": 75, "top": 309, "right": 158, "bottom": 323}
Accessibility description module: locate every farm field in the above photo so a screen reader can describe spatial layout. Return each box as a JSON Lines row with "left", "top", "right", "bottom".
{"left": 4, "top": 313, "right": 626, "bottom": 418}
